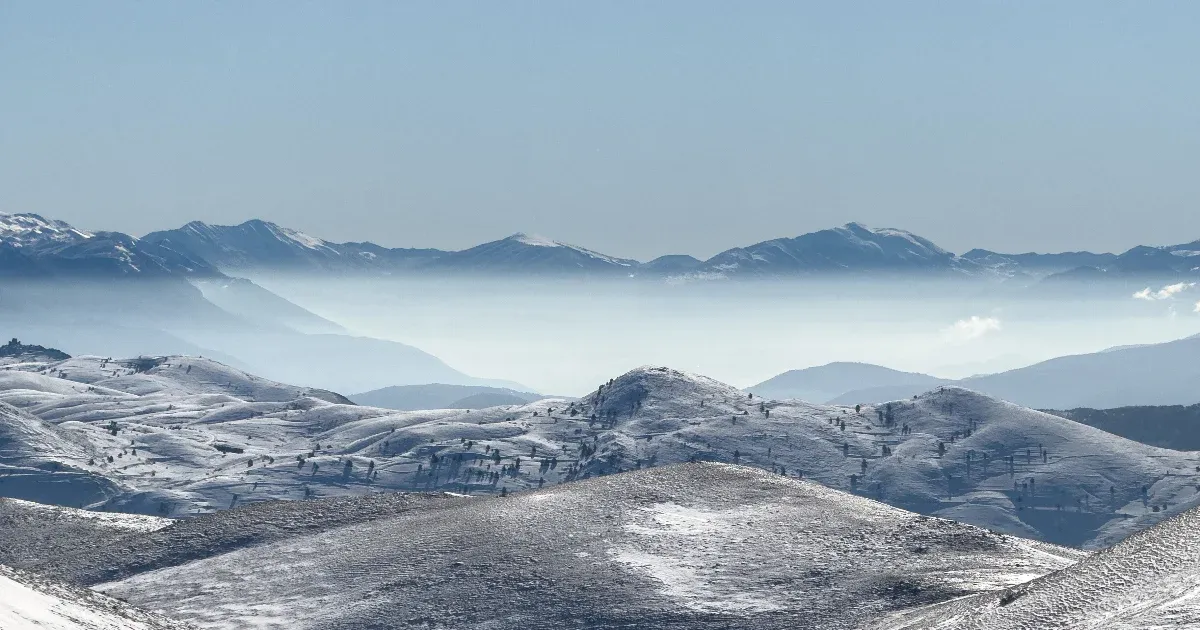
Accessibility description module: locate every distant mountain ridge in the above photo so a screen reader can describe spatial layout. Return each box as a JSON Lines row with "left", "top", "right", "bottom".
{"left": 6, "top": 212, "right": 1200, "bottom": 281}
{"left": 758, "top": 334, "right": 1200, "bottom": 409}
{"left": 141, "top": 219, "right": 442, "bottom": 273}
{"left": 0, "top": 213, "right": 219, "bottom": 279}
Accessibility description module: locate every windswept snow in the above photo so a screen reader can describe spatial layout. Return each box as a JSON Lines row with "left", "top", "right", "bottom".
{"left": 94, "top": 464, "right": 1082, "bottom": 630}
{"left": 0, "top": 564, "right": 189, "bottom": 630}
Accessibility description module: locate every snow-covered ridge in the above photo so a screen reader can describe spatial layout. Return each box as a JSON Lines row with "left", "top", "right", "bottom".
{"left": 509, "top": 232, "right": 636, "bottom": 266}
{"left": 0, "top": 213, "right": 219, "bottom": 277}
{"left": 0, "top": 213, "right": 93, "bottom": 247}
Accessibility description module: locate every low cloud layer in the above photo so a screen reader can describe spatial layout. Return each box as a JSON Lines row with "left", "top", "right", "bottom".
{"left": 943, "top": 316, "right": 1002, "bottom": 342}
{"left": 1133, "top": 282, "right": 1196, "bottom": 301}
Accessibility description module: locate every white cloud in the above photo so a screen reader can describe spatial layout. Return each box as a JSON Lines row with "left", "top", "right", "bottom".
{"left": 1195, "top": 300, "right": 1200, "bottom": 314}
{"left": 1133, "top": 282, "right": 1195, "bottom": 301}
{"left": 943, "top": 316, "right": 1001, "bottom": 342}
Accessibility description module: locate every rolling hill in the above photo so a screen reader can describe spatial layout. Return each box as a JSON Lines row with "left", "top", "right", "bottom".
{"left": 78, "top": 464, "right": 1082, "bottom": 630}
{"left": 3, "top": 356, "right": 1199, "bottom": 549}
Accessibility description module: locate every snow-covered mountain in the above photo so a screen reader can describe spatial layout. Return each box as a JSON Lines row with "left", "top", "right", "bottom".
{"left": 14, "top": 211, "right": 1200, "bottom": 281}
{"left": 422, "top": 232, "right": 640, "bottom": 274}
{"left": 698, "top": 223, "right": 981, "bottom": 277}
{"left": 141, "top": 220, "right": 443, "bottom": 273}
{"left": 0, "top": 213, "right": 219, "bottom": 278}
{"left": 3, "top": 358, "right": 1196, "bottom": 549}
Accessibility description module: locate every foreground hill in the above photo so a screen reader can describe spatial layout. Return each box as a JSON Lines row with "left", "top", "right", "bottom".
{"left": 876, "top": 497, "right": 1200, "bottom": 629}
{"left": 3, "top": 358, "right": 1198, "bottom": 548}
{"left": 0, "top": 563, "right": 189, "bottom": 630}
{"left": 91, "top": 464, "right": 1081, "bottom": 630}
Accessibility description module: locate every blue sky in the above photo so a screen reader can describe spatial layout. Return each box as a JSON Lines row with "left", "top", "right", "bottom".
{"left": 2, "top": 2, "right": 1198, "bottom": 259}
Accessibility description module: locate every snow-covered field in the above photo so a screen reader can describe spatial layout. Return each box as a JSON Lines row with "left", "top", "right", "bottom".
{"left": 3, "top": 356, "right": 1199, "bottom": 549}
{"left": 90, "top": 464, "right": 1083, "bottom": 630}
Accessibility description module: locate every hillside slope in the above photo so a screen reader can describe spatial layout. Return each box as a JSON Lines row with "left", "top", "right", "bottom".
{"left": 3, "top": 360, "right": 1197, "bottom": 549}
{"left": 96, "top": 464, "right": 1083, "bottom": 630}
{"left": 876, "top": 498, "right": 1200, "bottom": 629}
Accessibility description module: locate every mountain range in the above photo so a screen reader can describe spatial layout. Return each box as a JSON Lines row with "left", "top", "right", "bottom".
{"left": 7, "top": 212, "right": 1200, "bottom": 281}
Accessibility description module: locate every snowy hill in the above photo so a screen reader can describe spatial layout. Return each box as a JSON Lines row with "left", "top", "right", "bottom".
{"left": 4, "top": 355, "right": 353, "bottom": 403}
{"left": 748, "top": 362, "right": 949, "bottom": 403}
{"left": 3, "top": 359, "right": 1198, "bottom": 549}
{"left": 0, "top": 564, "right": 189, "bottom": 630}
{"left": 84, "top": 464, "right": 1081, "bottom": 630}
{"left": 141, "top": 220, "right": 443, "bottom": 274}
{"left": 876, "top": 499, "right": 1200, "bottom": 630}
{"left": 0, "top": 213, "right": 218, "bottom": 278}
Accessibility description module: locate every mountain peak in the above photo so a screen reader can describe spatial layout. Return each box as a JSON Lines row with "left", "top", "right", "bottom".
{"left": 0, "top": 213, "right": 93, "bottom": 246}
{"left": 506, "top": 232, "right": 562, "bottom": 247}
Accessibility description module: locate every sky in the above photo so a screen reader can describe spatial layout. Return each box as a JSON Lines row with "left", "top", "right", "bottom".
{"left": 2, "top": 2, "right": 1198, "bottom": 261}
